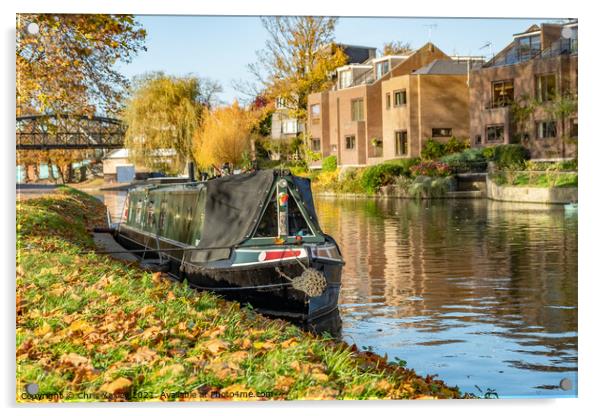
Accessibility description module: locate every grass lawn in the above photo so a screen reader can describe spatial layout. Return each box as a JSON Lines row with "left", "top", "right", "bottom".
{"left": 16, "top": 187, "right": 464, "bottom": 401}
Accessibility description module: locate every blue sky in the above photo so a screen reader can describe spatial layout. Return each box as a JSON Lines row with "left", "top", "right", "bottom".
{"left": 119, "top": 16, "right": 567, "bottom": 103}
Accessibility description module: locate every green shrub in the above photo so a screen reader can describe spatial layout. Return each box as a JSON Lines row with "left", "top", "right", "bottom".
{"left": 440, "top": 148, "right": 488, "bottom": 172}
{"left": 421, "top": 137, "right": 469, "bottom": 160}
{"left": 482, "top": 147, "right": 495, "bottom": 160}
{"left": 444, "top": 136, "right": 470, "bottom": 154}
{"left": 421, "top": 139, "right": 446, "bottom": 160}
{"left": 339, "top": 168, "right": 364, "bottom": 193}
{"left": 525, "top": 159, "right": 577, "bottom": 172}
{"left": 322, "top": 155, "right": 337, "bottom": 172}
{"left": 387, "top": 158, "right": 421, "bottom": 175}
{"left": 360, "top": 163, "right": 404, "bottom": 194}
{"left": 491, "top": 144, "right": 530, "bottom": 169}
{"left": 290, "top": 166, "right": 309, "bottom": 177}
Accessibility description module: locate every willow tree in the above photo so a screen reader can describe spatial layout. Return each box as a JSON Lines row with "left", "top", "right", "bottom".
{"left": 16, "top": 14, "right": 146, "bottom": 181}
{"left": 248, "top": 17, "right": 347, "bottom": 125}
{"left": 193, "top": 102, "right": 256, "bottom": 170}
{"left": 122, "top": 73, "right": 221, "bottom": 174}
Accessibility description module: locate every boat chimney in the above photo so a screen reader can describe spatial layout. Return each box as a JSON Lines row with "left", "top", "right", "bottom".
{"left": 188, "top": 161, "right": 195, "bottom": 182}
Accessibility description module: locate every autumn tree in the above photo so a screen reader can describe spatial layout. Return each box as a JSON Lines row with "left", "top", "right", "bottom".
{"left": 248, "top": 17, "right": 347, "bottom": 129}
{"left": 122, "top": 72, "right": 222, "bottom": 174}
{"left": 380, "top": 41, "right": 413, "bottom": 56}
{"left": 16, "top": 14, "right": 146, "bottom": 181}
{"left": 193, "top": 102, "right": 256, "bottom": 170}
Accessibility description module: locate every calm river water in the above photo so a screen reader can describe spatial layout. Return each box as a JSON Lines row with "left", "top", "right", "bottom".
{"left": 98, "top": 191, "right": 578, "bottom": 398}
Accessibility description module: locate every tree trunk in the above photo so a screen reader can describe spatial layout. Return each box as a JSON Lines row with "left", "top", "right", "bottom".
{"left": 66, "top": 164, "right": 75, "bottom": 183}
{"left": 80, "top": 165, "right": 87, "bottom": 182}
{"left": 55, "top": 165, "right": 65, "bottom": 184}
{"left": 25, "top": 165, "right": 38, "bottom": 183}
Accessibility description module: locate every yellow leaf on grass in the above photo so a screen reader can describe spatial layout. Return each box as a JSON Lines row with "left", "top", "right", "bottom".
{"left": 68, "top": 319, "right": 94, "bottom": 335}
{"left": 59, "top": 352, "right": 91, "bottom": 367}
{"left": 227, "top": 351, "right": 249, "bottom": 364}
{"left": 128, "top": 346, "right": 158, "bottom": 364}
{"left": 281, "top": 338, "right": 299, "bottom": 349}
{"left": 100, "top": 377, "right": 132, "bottom": 395}
{"left": 203, "top": 339, "right": 229, "bottom": 355}
{"left": 205, "top": 361, "right": 239, "bottom": 380}
{"left": 311, "top": 372, "right": 329, "bottom": 382}
{"left": 300, "top": 386, "right": 339, "bottom": 400}
{"left": 253, "top": 341, "right": 275, "bottom": 351}
{"left": 375, "top": 379, "right": 392, "bottom": 391}
{"left": 138, "top": 305, "right": 156, "bottom": 316}
{"left": 141, "top": 326, "right": 162, "bottom": 342}
{"left": 415, "top": 395, "right": 437, "bottom": 400}
{"left": 158, "top": 364, "right": 184, "bottom": 376}
{"left": 290, "top": 361, "right": 301, "bottom": 372}
{"left": 34, "top": 322, "right": 52, "bottom": 337}
{"left": 274, "top": 375, "right": 295, "bottom": 392}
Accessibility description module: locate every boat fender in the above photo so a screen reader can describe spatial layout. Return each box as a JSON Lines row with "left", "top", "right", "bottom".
{"left": 275, "top": 266, "right": 327, "bottom": 298}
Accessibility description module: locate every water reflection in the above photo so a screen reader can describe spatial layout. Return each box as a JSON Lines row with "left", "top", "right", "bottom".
{"left": 314, "top": 197, "right": 577, "bottom": 398}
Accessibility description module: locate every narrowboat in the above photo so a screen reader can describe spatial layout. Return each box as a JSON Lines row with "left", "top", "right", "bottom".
{"left": 114, "top": 169, "right": 344, "bottom": 321}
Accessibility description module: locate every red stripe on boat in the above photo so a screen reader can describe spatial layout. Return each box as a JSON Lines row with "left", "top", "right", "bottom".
{"left": 259, "top": 250, "right": 302, "bottom": 261}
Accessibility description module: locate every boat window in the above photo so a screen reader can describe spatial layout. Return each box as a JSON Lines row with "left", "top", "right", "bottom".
{"left": 158, "top": 199, "right": 167, "bottom": 231}
{"left": 146, "top": 200, "right": 155, "bottom": 228}
{"left": 288, "top": 195, "right": 313, "bottom": 236}
{"left": 135, "top": 200, "right": 143, "bottom": 224}
{"left": 254, "top": 194, "right": 278, "bottom": 237}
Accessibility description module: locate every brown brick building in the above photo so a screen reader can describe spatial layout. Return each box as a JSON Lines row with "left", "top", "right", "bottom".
{"left": 380, "top": 59, "right": 478, "bottom": 160}
{"left": 307, "top": 43, "right": 482, "bottom": 166}
{"left": 469, "top": 21, "right": 578, "bottom": 160}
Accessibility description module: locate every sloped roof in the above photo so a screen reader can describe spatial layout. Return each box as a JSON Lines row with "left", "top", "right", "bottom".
{"left": 412, "top": 59, "right": 468, "bottom": 75}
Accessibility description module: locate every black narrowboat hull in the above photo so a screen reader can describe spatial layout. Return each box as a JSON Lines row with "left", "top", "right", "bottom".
{"left": 115, "top": 225, "right": 342, "bottom": 321}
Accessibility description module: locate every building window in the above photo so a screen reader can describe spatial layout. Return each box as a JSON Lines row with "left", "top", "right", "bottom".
{"left": 339, "top": 70, "right": 352, "bottom": 89}
{"left": 310, "top": 104, "right": 320, "bottom": 124}
{"left": 386, "top": 93, "right": 391, "bottom": 110}
{"left": 345, "top": 135, "right": 356, "bottom": 150}
{"left": 375, "top": 60, "right": 390, "bottom": 79}
{"left": 310, "top": 104, "right": 320, "bottom": 117}
{"left": 536, "top": 120, "right": 557, "bottom": 139}
{"left": 282, "top": 119, "right": 298, "bottom": 134}
{"left": 395, "top": 130, "right": 408, "bottom": 156}
{"left": 432, "top": 128, "right": 452, "bottom": 137}
{"left": 351, "top": 99, "right": 364, "bottom": 121}
{"left": 276, "top": 97, "right": 287, "bottom": 109}
{"left": 491, "top": 80, "right": 514, "bottom": 107}
{"left": 475, "top": 135, "right": 482, "bottom": 145}
{"left": 393, "top": 90, "right": 407, "bottom": 106}
{"left": 516, "top": 34, "right": 541, "bottom": 62}
{"left": 311, "top": 138, "right": 321, "bottom": 152}
{"left": 486, "top": 125, "right": 504, "bottom": 143}
{"left": 536, "top": 74, "right": 556, "bottom": 102}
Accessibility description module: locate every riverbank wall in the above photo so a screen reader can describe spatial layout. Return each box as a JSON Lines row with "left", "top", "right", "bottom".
{"left": 316, "top": 173, "right": 577, "bottom": 204}
{"left": 486, "top": 176, "right": 578, "bottom": 204}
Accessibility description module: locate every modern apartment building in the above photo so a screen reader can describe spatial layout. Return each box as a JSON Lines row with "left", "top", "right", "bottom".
{"left": 308, "top": 43, "right": 479, "bottom": 166}
{"left": 270, "top": 44, "right": 377, "bottom": 142}
{"left": 469, "top": 21, "right": 578, "bottom": 160}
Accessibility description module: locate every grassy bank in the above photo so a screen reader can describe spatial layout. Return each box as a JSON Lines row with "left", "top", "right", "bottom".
{"left": 16, "top": 187, "right": 464, "bottom": 401}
